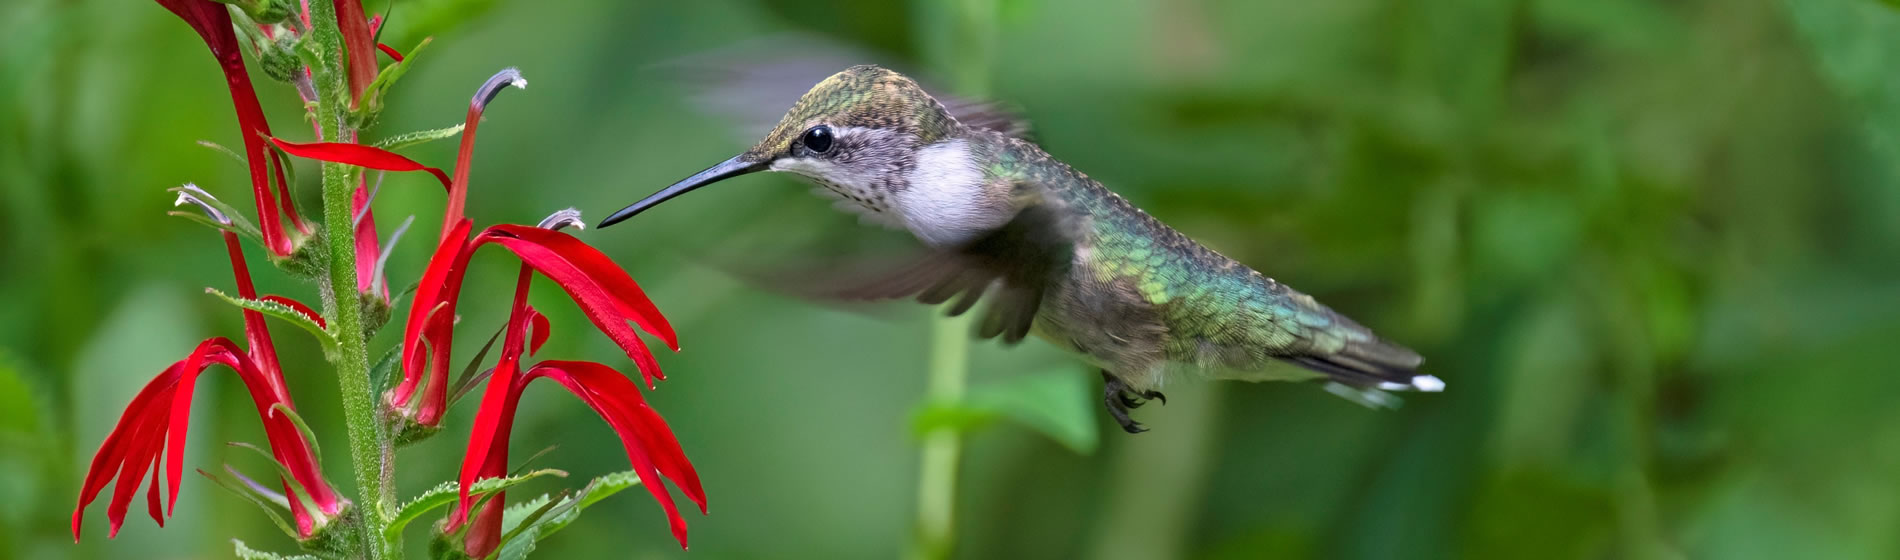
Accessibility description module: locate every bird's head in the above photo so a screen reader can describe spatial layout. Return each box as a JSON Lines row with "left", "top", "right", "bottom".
{"left": 599, "top": 65, "right": 964, "bottom": 229}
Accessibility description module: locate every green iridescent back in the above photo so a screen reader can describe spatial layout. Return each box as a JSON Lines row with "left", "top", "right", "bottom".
{"left": 966, "top": 131, "right": 1389, "bottom": 374}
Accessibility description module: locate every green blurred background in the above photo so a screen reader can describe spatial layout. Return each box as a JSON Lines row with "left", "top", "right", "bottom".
{"left": 6, "top": 0, "right": 1900, "bottom": 558}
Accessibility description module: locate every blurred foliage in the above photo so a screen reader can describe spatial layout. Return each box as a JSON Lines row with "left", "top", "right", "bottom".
{"left": 6, "top": 0, "right": 1900, "bottom": 558}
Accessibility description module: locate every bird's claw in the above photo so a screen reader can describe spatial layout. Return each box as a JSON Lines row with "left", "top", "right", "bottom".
{"left": 1101, "top": 370, "right": 1155, "bottom": 434}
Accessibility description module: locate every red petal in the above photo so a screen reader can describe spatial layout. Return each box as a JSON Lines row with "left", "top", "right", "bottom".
{"left": 72, "top": 363, "right": 180, "bottom": 540}
{"left": 260, "top": 295, "right": 327, "bottom": 329}
{"left": 475, "top": 228, "right": 673, "bottom": 388}
{"left": 451, "top": 267, "right": 536, "bottom": 528}
{"left": 155, "top": 0, "right": 299, "bottom": 256}
{"left": 490, "top": 234, "right": 663, "bottom": 386}
{"left": 391, "top": 219, "right": 471, "bottom": 417}
{"left": 163, "top": 339, "right": 247, "bottom": 516}
{"left": 526, "top": 306, "right": 550, "bottom": 356}
{"left": 486, "top": 225, "right": 677, "bottom": 349}
{"left": 334, "top": 0, "right": 377, "bottom": 104}
{"left": 222, "top": 232, "right": 291, "bottom": 418}
{"left": 105, "top": 410, "right": 167, "bottom": 538}
{"left": 270, "top": 137, "right": 451, "bottom": 190}
{"left": 526, "top": 360, "right": 703, "bottom": 548}
{"left": 377, "top": 43, "right": 404, "bottom": 62}
{"left": 352, "top": 178, "right": 385, "bottom": 297}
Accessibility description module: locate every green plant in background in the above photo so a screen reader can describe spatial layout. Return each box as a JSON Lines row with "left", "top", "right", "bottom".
{"left": 66, "top": 1, "right": 702, "bottom": 558}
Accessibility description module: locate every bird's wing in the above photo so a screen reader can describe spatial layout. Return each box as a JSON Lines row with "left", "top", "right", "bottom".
{"left": 783, "top": 182, "right": 1081, "bottom": 344}
{"left": 651, "top": 33, "right": 1032, "bottom": 141}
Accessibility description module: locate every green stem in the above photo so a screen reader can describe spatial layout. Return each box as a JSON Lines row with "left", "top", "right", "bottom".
{"left": 910, "top": 314, "right": 970, "bottom": 560}
{"left": 910, "top": 1, "right": 995, "bottom": 558}
{"left": 305, "top": 3, "right": 394, "bottom": 558}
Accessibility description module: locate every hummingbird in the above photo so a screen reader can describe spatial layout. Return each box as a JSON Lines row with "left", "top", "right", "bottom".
{"left": 599, "top": 65, "right": 1441, "bottom": 433}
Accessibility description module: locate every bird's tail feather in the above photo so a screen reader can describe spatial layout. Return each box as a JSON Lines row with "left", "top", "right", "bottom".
{"left": 1286, "top": 338, "right": 1442, "bottom": 408}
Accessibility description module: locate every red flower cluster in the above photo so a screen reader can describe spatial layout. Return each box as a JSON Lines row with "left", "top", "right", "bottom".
{"left": 77, "top": 0, "right": 706, "bottom": 552}
{"left": 271, "top": 69, "right": 703, "bottom": 550}
{"left": 449, "top": 219, "right": 704, "bottom": 556}
{"left": 73, "top": 195, "right": 345, "bottom": 540}
{"left": 154, "top": 0, "right": 308, "bottom": 256}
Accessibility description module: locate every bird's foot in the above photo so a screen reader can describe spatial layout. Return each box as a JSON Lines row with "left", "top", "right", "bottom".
{"left": 1101, "top": 371, "right": 1156, "bottom": 434}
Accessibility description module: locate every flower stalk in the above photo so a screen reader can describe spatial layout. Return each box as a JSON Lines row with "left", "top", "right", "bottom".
{"left": 81, "top": 2, "right": 707, "bottom": 556}
{"left": 304, "top": 1, "right": 393, "bottom": 558}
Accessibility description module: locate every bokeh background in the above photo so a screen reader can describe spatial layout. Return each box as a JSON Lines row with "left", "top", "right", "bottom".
{"left": 6, "top": 0, "right": 1900, "bottom": 558}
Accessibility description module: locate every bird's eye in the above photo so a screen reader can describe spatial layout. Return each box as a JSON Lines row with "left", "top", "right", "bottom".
{"left": 801, "top": 125, "right": 834, "bottom": 154}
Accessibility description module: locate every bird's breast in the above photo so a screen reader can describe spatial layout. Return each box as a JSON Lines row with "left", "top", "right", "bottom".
{"left": 896, "top": 139, "right": 1013, "bottom": 247}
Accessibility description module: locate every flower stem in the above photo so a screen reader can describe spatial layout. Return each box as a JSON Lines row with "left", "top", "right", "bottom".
{"left": 910, "top": 313, "right": 970, "bottom": 560}
{"left": 910, "top": 2, "right": 996, "bottom": 558}
{"left": 306, "top": 2, "right": 394, "bottom": 558}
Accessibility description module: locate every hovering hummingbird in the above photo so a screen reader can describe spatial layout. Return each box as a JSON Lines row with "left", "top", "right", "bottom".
{"left": 600, "top": 65, "right": 1441, "bottom": 433}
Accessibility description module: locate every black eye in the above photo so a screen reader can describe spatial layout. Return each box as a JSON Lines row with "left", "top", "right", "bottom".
{"left": 801, "top": 125, "right": 834, "bottom": 154}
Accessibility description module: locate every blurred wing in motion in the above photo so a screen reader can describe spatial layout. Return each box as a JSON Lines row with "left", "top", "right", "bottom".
{"left": 650, "top": 33, "right": 1032, "bottom": 141}
{"left": 761, "top": 186, "right": 1080, "bottom": 344}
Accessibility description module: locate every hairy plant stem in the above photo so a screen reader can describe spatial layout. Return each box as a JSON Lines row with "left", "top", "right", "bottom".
{"left": 306, "top": 2, "right": 394, "bottom": 557}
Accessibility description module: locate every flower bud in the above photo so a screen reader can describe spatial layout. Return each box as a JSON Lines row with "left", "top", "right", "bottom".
{"left": 260, "top": 35, "right": 303, "bottom": 83}
{"left": 235, "top": 0, "right": 296, "bottom": 25}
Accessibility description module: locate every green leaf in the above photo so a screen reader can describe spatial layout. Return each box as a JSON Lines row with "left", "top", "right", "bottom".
{"left": 489, "top": 470, "right": 645, "bottom": 554}
{"left": 197, "top": 139, "right": 246, "bottom": 165}
{"left": 232, "top": 538, "right": 319, "bottom": 560}
{"left": 166, "top": 211, "right": 265, "bottom": 246}
{"left": 370, "top": 343, "right": 403, "bottom": 394}
{"left": 384, "top": 469, "right": 568, "bottom": 541}
{"left": 374, "top": 124, "right": 465, "bottom": 151}
{"left": 200, "top": 469, "right": 299, "bottom": 539}
{"left": 359, "top": 37, "right": 433, "bottom": 116}
{"left": 494, "top": 525, "right": 540, "bottom": 560}
{"left": 205, "top": 288, "right": 338, "bottom": 352}
{"left": 912, "top": 367, "right": 1099, "bottom": 453}
{"left": 268, "top": 403, "right": 323, "bottom": 466}
{"left": 227, "top": 442, "right": 321, "bottom": 514}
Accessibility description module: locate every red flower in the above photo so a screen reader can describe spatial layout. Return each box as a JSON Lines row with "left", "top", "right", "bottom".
{"left": 270, "top": 138, "right": 452, "bottom": 188}
{"left": 448, "top": 225, "right": 703, "bottom": 554}
{"left": 153, "top": 0, "right": 308, "bottom": 256}
{"left": 381, "top": 218, "right": 680, "bottom": 426}
{"left": 73, "top": 196, "right": 344, "bottom": 539}
{"left": 331, "top": 0, "right": 378, "bottom": 106}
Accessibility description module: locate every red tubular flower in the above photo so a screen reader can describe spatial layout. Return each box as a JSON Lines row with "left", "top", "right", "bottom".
{"left": 442, "top": 68, "right": 526, "bottom": 240}
{"left": 332, "top": 0, "right": 377, "bottom": 106}
{"left": 385, "top": 218, "right": 476, "bottom": 426}
{"left": 449, "top": 257, "right": 703, "bottom": 554}
{"left": 269, "top": 138, "right": 452, "bottom": 189}
{"left": 380, "top": 218, "right": 679, "bottom": 426}
{"left": 352, "top": 178, "right": 384, "bottom": 297}
{"left": 153, "top": 0, "right": 307, "bottom": 256}
{"left": 73, "top": 205, "right": 344, "bottom": 539}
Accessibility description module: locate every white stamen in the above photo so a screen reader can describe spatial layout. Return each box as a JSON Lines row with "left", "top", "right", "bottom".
{"left": 173, "top": 183, "right": 231, "bottom": 225}
{"left": 537, "top": 208, "right": 585, "bottom": 231}
{"left": 370, "top": 215, "right": 415, "bottom": 295}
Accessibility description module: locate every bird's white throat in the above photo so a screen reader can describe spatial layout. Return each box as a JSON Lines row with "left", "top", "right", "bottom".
{"left": 898, "top": 139, "right": 1003, "bottom": 247}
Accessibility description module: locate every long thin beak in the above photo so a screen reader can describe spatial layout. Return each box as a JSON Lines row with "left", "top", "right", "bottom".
{"left": 598, "top": 155, "right": 768, "bottom": 228}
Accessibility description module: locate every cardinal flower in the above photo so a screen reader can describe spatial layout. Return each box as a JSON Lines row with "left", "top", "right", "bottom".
{"left": 153, "top": 0, "right": 307, "bottom": 256}
{"left": 265, "top": 68, "right": 665, "bottom": 431}
{"left": 447, "top": 212, "right": 703, "bottom": 556}
{"left": 72, "top": 190, "right": 345, "bottom": 540}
